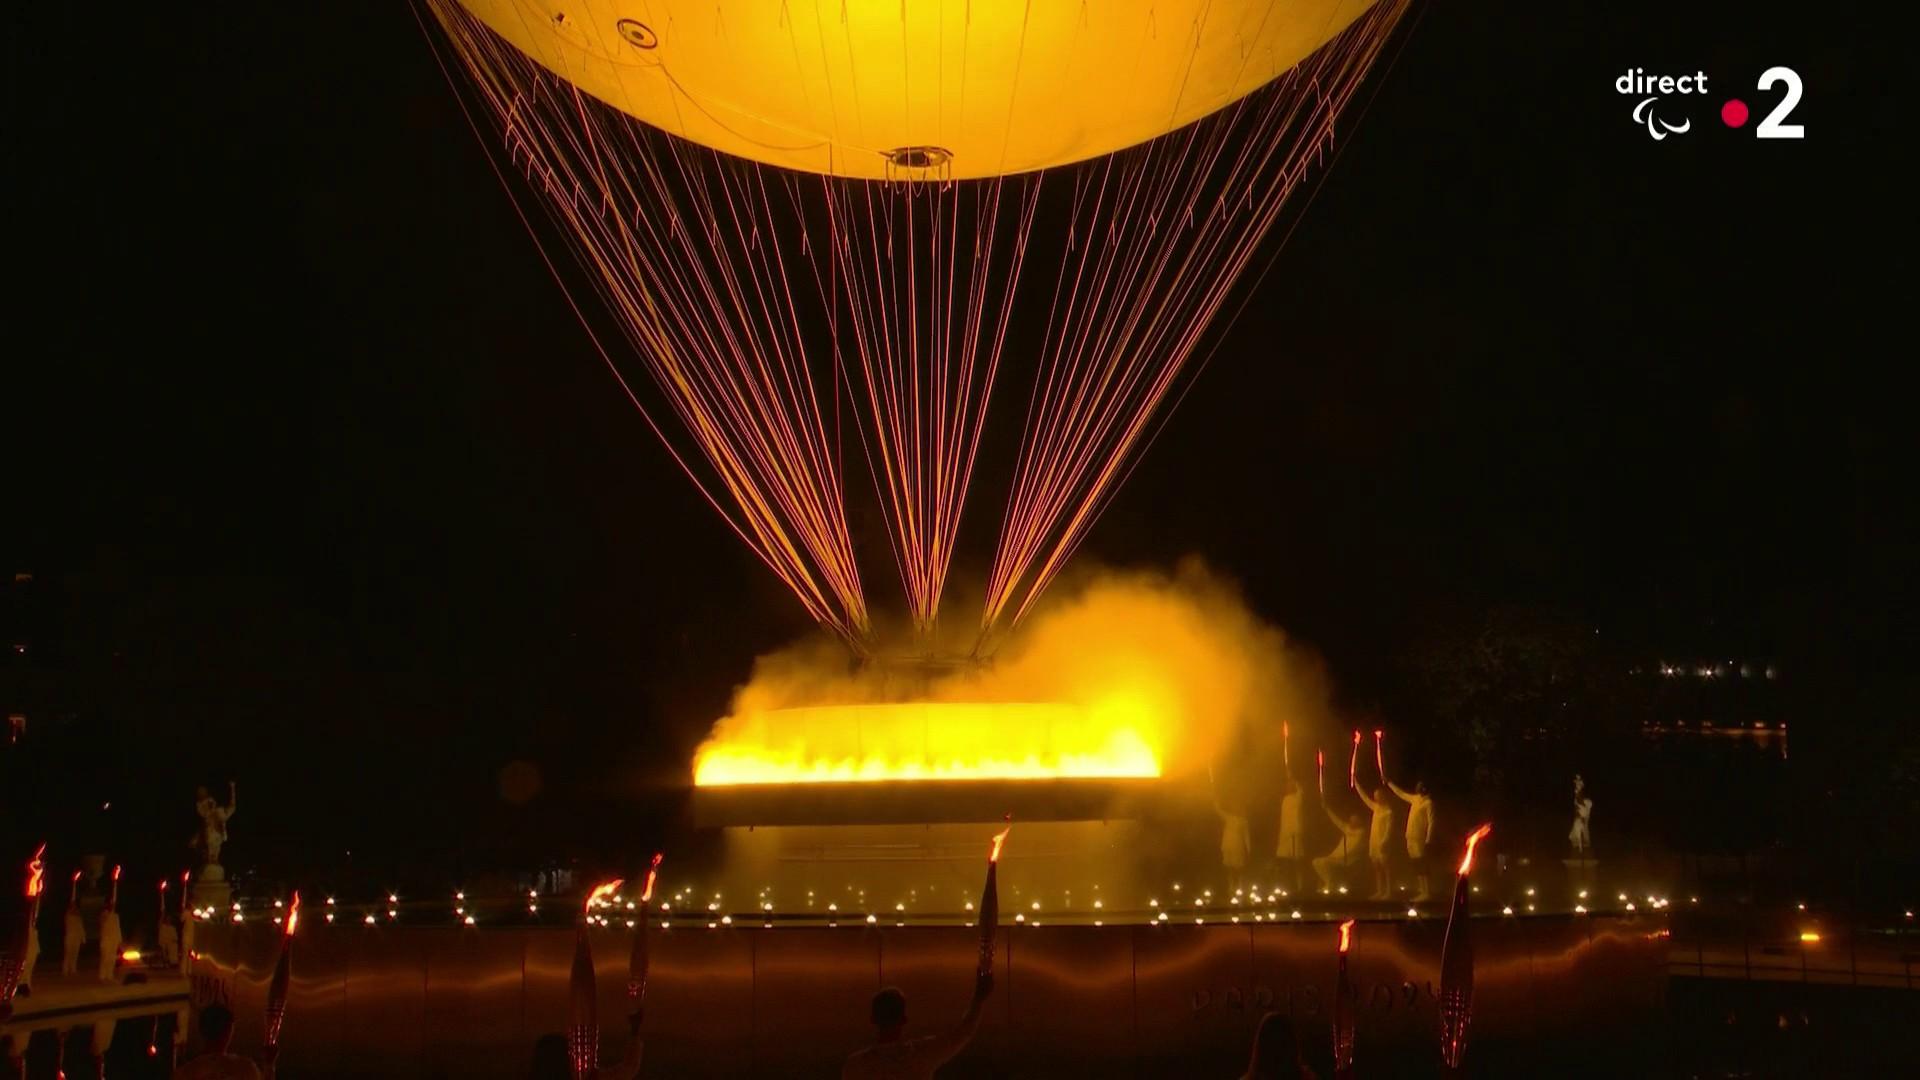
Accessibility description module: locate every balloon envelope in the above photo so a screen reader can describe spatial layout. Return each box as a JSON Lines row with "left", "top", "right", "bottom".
{"left": 453, "top": 0, "right": 1380, "bottom": 179}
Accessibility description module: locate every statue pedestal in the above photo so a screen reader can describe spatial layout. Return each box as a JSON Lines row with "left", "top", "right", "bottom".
{"left": 191, "top": 865, "right": 231, "bottom": 914}
{"left": 1562, "top": 857, "right": 1599, "bottom": 893}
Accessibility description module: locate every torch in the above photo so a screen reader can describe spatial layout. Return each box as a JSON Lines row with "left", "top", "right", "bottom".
{"left": 1315, "top": 750, "right": 1325, "bottom": 797}
{"left": 1332, "top": 918, "right": 1356, "bottom": 1079}
{"left": 626, "top": 854, "right": 662, "bottom": 1024}
{"left": 264, "top": 892, "right": 299, "bottom": 1051}
{"left": 1438, "top": 823, "right": 1493, "bottom": 1073}
{"left": 571, "top": 879, "right": 623, "bottom": 1079}
{"left": 1282, "top": 721, "right": 1290, "bottom": 771}
{"left": 977, "top": 816, "right": 1011, "bottom": 981}
{"left": 1348, "top": 730, "right": 1361, "bottom": 791}
{"left": 1373, "top": 729, "right": 1385, "bottom": 784}
{"left": 0, "top": 844, "right": 45, "bottom": 1020}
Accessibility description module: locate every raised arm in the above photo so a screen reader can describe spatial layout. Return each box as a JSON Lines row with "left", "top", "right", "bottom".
{"left": 916, "top": 972, "right": 994, "bottom": 1071}
{"left": 226, "top": 781, "right": 238, "bottom": 817}
{"left": 1387, "top": 780, "right": 1417, "bottom": 805}
{"left": 1353, "top": 787, "right": 1382, "bottom": 813}
{"left": 601, "top": 1013, "right": 644, "bottom": 1080}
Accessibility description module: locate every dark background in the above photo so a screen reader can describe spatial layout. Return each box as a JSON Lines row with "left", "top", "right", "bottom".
{"left": 4, "top": 2, "right": 1907, "bottom": 891}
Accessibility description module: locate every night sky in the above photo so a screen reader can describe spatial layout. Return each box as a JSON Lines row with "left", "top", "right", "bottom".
{"left": 7, "top": 2, "right": 1904, "bottom": 876}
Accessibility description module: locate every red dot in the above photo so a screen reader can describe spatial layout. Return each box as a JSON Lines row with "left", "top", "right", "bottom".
{"left": 1721, "top": 99, "right": 1749, "bottom": 128}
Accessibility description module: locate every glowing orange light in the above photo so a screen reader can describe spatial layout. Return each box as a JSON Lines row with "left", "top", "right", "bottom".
{"left": 1316, "top": 750, "right": 1325, "bottom": 795}
{"left": 1457, "top": 823, "right": 1493, "bottom": 876}
{"left": 1338, "top": 918, "right": 1355, "bottom": 954}
{"left": 1348, "top": 730, "right": 1361, "bottom": 789}
{"left": 639, "top": 854, "right": 663, "bottom": 904}
{"left": 585, "top": 879, "right": 625, "bottom": 918}
{"left": 1798, "top": 930, "right": 1821, "bottom": 944}
{"left": 1282, "top": 721, "right": 1290, "bottom": 768}
{"left": 694, "top": 702, "right": 1160, "bottom": 785}
{"left": 25, "top": 842, "right": 45, "bottom": 898}
{"left": 119, "top": 948, "right": 142, "bottom": 962}
{"left": 284, "top": 892, "right": 301, "bottom": 937}
{"left": 989, "top": 818, "right": 1013, "bottom": 863}
{"left": 1373, "top": 729, "right": 1384, "bottom": 779}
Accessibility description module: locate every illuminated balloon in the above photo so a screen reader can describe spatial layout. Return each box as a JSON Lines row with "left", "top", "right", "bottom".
{"left": 453, "top": 0, "right": 1383, "bottom": 180}
{"left": 423, "top": 0, "right": 1410, "bottom": 650}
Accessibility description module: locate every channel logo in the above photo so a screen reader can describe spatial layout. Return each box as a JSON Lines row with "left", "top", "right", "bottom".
{"left": 1615, "top": 66, "right": 1805, "bottom": 141}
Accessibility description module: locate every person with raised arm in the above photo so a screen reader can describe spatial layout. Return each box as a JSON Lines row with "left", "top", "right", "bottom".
{"left": 1386, "top": 776, "right": 1436, "bottom": 901}
{"left": 1273, "top": 774, "right": 1306, "bottom": 896}
{"left": 1311, "top": 803, "right": 1368, "bottom": 894}
{"left": 843, "top": 971, "right": 994, "bottom": 1080}
{"left": 1352, "top": 783, "right": 1396, "bottom": 900}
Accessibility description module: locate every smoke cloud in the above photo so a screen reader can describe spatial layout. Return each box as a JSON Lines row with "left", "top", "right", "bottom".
{"left": 696, "top": 558, "right": 1335, "bottom": 784}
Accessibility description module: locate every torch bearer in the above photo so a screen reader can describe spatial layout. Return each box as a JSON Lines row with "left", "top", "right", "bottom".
{"left": 178, "top": 870, "right": 195, "bottom": 975}
{"left": 571, "top": 879, "right": 623, "bottom": 1079}
{"left": 62, "top": 871, "right": 83, "bottom": 976}
{"left": 977, "top": 816, "right": 1011, "bottom": 982}
{"left": 1438, "top": 823, "right": 1492, "bottom": 1074}
{"left": 1332, "top": 918, "right": 1356, "bottom": 1079}
{"left": 0, "top": 844, "right": 45, "bottom": 1021}
{"left": 98, "top": 865, "right": 123, "bottom": 982}
{"left": 626, "top": 855, "right": 662, "bottom": 1025}
{"left": 264, "top": 891, "right": 299, "bottom": 1051}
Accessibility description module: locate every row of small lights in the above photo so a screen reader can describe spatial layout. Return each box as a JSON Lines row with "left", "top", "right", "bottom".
{"left": 188, "top": 884, "right": 1739, "bottom": 929}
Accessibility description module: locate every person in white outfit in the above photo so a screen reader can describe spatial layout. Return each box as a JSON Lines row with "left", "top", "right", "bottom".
{"left": 1353, "top": 786, "right": 1396, "bottom": 900}
{"left": 1569, "top": 774, "right": 1594, "bottom": 856}
{"left": 1273, "top": 776, "right": 1305, "bottom": 895}
{"left": 1387, "top": 777, "right": 1436, "bottom": 900}
{"left": 1312, "top": 805, "right": 1368, "bottom": 893}
{"left": 1217, "top": 798, "right": 1252, "bottom": 895}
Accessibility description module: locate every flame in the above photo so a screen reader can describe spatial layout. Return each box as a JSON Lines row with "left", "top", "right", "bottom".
{"left": 1348, "top": 730, "right": 1361, "bottom": 787}
{"left": 639, "top": 854, "right": 663, "bottom": 903}
{"left": 989, "top": 818, "right": 1013, "bottom": 863}
{"left": 693, "top": 701, "right": 1160, "bottom": 785}
{"left": 1338, "top": 918, "right": 1355, "bottom": 954}
{"left": 284, "top": 891, "right": 301, "bottom": 937}
{"left": 25, "top": 842, "right": 46, "bottom": 898}
{"left": 585, "top": 879, "right": 625, "bottom": 917}
{"left": 1457, "top": 823, "right": 1493, "bottom": 876}
{"left": 1316, "top": 749, "right": 1325, "bottom": 794}
{"left": 120, "top": 948, "right": 143, "bottom": 962}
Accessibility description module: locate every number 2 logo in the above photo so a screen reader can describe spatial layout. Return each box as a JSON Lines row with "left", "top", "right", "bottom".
{"left": 1756, "top": 66, "right": 1804, "bottom": 139}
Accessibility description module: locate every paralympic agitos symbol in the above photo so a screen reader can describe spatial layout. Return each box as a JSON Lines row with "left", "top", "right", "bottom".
{"left": 1631, "top": 97, "right": 1691, "bottom": 140}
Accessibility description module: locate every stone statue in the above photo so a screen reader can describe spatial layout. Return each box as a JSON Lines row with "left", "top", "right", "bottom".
{"left": 191, "top": 782, "right": 237, "bottom": 874}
